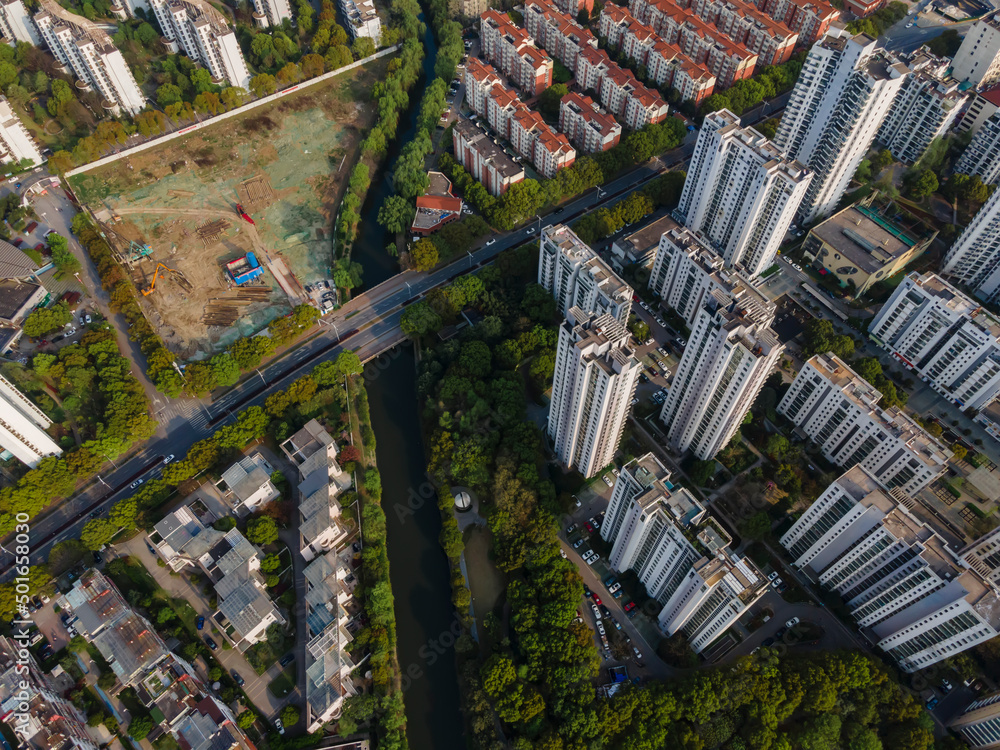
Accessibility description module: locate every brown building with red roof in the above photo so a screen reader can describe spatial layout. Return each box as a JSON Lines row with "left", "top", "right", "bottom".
{"left": 560, "top": 91, "right": 623, "bottom": 152}
{"left": 481, "top": 9, "right": 554, "bottom": 96}
{"left": 411, "top": 172, "right": 464, "bottom": 236}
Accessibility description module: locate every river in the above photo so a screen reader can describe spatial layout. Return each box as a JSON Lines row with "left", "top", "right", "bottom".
{"left": 353, "top": 12, "right": 439, "bottom": 289}
{"left": 365, "top": 348, "right": 466, "bottom": 750}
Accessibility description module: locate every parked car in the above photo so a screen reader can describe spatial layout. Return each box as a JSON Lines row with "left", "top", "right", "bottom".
{"left": 762, "top": 637, "right": 775, "bottom": 648}
{"left": 770, "top": 577, "right": 783, "bottom": 588}
{"left": 785, "top": 617, "right": 800, "bottom": 629}
{"left": 586, "top": 554, "right": 600, "bottom": 565}
{"left": 623, "top": 602, "right": 636, "bottom": 613}
{"left": 602, "top": 475, "right": 613, "bottom": 487}
{"left": 584, "top": 522, "right": 594, "bottom": 533}
{"left": 632, "top": 646, "right": 642, "bottom": 659}
{"left": 603, "top": 575, "right": 617, "bottom": 587}
{"left": 204, "top": 636, "right": 217, "bottom": 650}
{"left": 767, "top": 571, "right": 779, "bottom": 581}
{"left": 232, "top": 671, "right": 245, "bottom": 687}
{"left": 25, "top": 221, "right": 37, "bottom": 233}
{"left": 274, "top": 718, "right": 285, "bottom": 735}
{"left": 592, "top": 595, "right": 602, "bottom": 606}
{"left": 279, "top": 653, "right": 295, "bottom": 667}
{"left": 572, "top": 538, "right": 584, "bottom": 549}
{"left": 926, "top": 696, "right": 939, "bottom": 710}
{"left": 196, "top": 616, "right": 205, "bottom": 630}
{"left": 597, "top": 621, "right": 605, "bottom": 636}
{"left": 591, "top": 604, "right": 602, "bottom": 619}
{"left": 608, "top": 582, "right": 622, "bottom": 594}
{"left": 600, "top": 605, "right": 611, "bottom": 618}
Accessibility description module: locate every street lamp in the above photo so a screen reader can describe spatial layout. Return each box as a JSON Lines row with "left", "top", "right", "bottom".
{"left": 101, "top": 453, "right": 119, "bottom": 470}
{"left": 255, "top": 369, "right": 266, "bottom": 385}
{"left": 467, "top": 250, "right": 473, "bottom": 269}
{"left": 96, "top": 474, "right": 111, "bottom": 489}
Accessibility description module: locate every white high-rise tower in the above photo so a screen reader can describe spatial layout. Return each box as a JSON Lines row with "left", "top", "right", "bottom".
{"left": 678, "top": 108, "right": 812, "bottom": 278}
{"left": 942, "top": 185, "right": 1000, "bottom": 303}
{"left": 774, "top": 28, "right": 908, "bottom": 223}
{"left": 659, "top": 292, "right": 783, "bottom": 459}
{"left": 547, "top": 308, "right": 641, "bottom": 478}
{"left": 0, "top": 373, "right": 62, "bottom": 467}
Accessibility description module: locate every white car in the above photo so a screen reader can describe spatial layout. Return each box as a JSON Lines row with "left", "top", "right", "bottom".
{"left": 770, "top": 577, "right": 783, "bottom": 588}
{"left": 526, "top": 228, "right": 536, "bottom": 235}
{"left": 905, "top": 21, "right": 913, "bottom": 27}
{"left": 586, "top": 554, "right": 600, "bottom": 565}
{"left": 592, "top": 604, "right": 602, "bottom": 619}
{"left": 767, "top": 571, "right": 779, "bottom": 581}
{"left": 485, "top": 238, "right": 495, "bottom": 246}
{"left": 785, "top": 617, "right": 800, "bottom": 629}
{"left": 608, "top": 582, "right": 622, "bottom": 594}
{"left": 597, "top": 621, "right": 606, "bottom": 635}
{"left": 602, "top": 475, "right": 613, "bottom": 487}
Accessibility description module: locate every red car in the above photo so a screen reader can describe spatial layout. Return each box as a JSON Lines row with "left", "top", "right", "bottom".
{"left": 584, "top": 522, "right": 594, "bottom": 533}
{"left": 12, "top": 238, "right": 22, "bottom": 246}
{"left": 624, "top": 602, "right": 637, "bottom": 612}
{"left": 592, "top": 595, "right": 602, "bottom": 606}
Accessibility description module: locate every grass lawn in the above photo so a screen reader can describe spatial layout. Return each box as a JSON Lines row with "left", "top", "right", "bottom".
{"left": 267, "top": 666, "right": 296, "bottom": 699}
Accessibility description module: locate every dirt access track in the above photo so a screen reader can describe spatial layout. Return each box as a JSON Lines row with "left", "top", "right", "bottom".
{"left": 68, "top": 58, "right": 387, "bottom": 360}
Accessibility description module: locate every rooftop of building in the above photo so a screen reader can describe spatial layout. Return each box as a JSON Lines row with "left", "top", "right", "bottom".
{"left": 833, "top": 464, "right": 889, "bottom": 505}
{"left": 36, "top": 0, "right": 118, "bottom": 48}
{"left": 455, "top": 120, "right": 525, "bottom": 178}
{"left": 218, "top": 453, "right": 274, "bottom": 503}
{"left": 280, "top": 418, "right": 335, "bottom": 466}
{"left": 0, "top": 241, "right": 39, "bottom": 280}
{"left": 810, "top": 204, "right": 922, "bottom": 275}
{"left": 804, "top": 352, "right": 883, "bottom": 407}
{"left": 620, "top": 214, "right": 679, "bottom": 256}
{"left": 979, "top": 84, "right": 1000, "bottom": 107}
{"left": 907, "top": 272, "right": 1000, "bottom": 339}
{"left": 0, "top": 279, "right": 42, "bottom": 320}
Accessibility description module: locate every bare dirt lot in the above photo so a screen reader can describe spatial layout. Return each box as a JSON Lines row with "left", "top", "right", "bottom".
{"left": 68, "top": 60, "right": 386, "bottom": 359}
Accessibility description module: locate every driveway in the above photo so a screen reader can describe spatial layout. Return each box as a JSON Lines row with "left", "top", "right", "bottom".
{"left": 115, "top": 535, "right": 296, "bottom": 719}
{"left": 33, "top": 599, "right": 71, "bottom": 651}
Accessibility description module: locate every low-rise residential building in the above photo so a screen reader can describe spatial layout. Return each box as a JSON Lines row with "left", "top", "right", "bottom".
{"left": 337, "top": 0, "right": 380, "bottom": 43}
{"left": 645, "top": 39, "right": 716, "bottom": 102}
{"left": 689, "top": 0, "right": 798, "bottom": 65}
{"left": 539, "top": 223, "right": 633, "bottom": 323}
{"left": 611, "top": 213, "right": 677, "bottom": 267}
{"left": 0, "top": 96, "right": 41, "bottom": 166}
{"left": 510, "top": 106, "right": 577, "bottom": 178}
{"left": 552, "top": 0, "right": 593, "bottom": 16}
{"left": 0, "top": 636, "right": 97, "bottom": 750}
{"left": 215, "top": 452, "right": 280, "bottom": 515}
{"left": 621, "top": 18, "right": 660, "bottom": 64}
{"left": 648, "top": 219, "right": 775, "bottom": 326}
{"left": 781, "top": 466, "right": 1000, "bottom": 673}
{"left": 464, "top": 57, "right": 502, "bottom": 117}
{"left": 453, "top": 119, "right": 525, "bottom": 196}
{"left": 411, "top": 171, "right": 463, "bottom": 236}
{"left": 778, "top": 354, "right": 949, "bottom": 494}
{"left": 303, "top": 551, "right": 358, "bottom": 731}
{"left": 599, "top": 2, "right": 640, "bottom": 47}
{"left": 481, "top": 9, "right": 553, "bottom": 96}
{"left": 0, "top": 242, "right": 39, "bottom": 281}
{"left": 576, "top": 45, "right": 614, "bottom": 92}
{"left": 957, "top": 84, "right": 1000, "bottom": 135}
{"left": 869, "top": 272, "right": 1000, "bottom": 412}
{"left": 878, "top": 48, "right": 968, "bottom": 165}
{"left": 956, "top": 111, "right": 1000, "bottom": 187}
{"left": 602, "top": 453, "right": 768, "bottom": 652}
{"left": 34, "top": 0, "right": 145, "bottom": 116}
{"left": 148, "top": 0, "right": 251, "bottom": 89}
{"left": 753, "top": 0, "right": 838, "bottom": 45}
{"left": 281, "top": 419, "right": 352, "bottom": 562}
{"left": 802, "top": 200, "right": 934, "bottom": 294}
{"left": 559, "top": 92, "right": 622, "bottom": 153}
{"left": 524, "top": 0, "right": 597, "bottom": 72}
{"left": 624, "top": 83, "right": 670, "bottom": 129}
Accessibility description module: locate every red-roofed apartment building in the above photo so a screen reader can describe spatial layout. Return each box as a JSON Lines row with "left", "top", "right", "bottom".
{"left": 524, "top": 0, "right": 598, "bottom": 72}
{"left": 625, "top": 83, "right": 670, "bottom": 129}
{"left": 487, "top": 84, "right": 524, "bottom": 139}
{"left": 560, "top": 92, "right": 623, "bottom": 152}
{"left": 843, "top": 0, "right": 882, "bottom": 16}
{"left": 691, "top": 0, "right": 797, "bottom": 64}
{"left": 621, "top": 20, "right": 661, "bottom": 65}
{"left": 552, "top": 0, "right": 594, "bottom": 16}
{"left": 577, "top": 46, "right": 615, "bottom": 91}
{"left": 481, "top": 9, "right": 554, "bottom": 96}
{"left": 755, "top": 0, "right": 838, "bottom": 45}
{"left": 411, "top": 172, "right": 464, "bottom": 236}
{"left": 464, "top": 58, "right": 504, "bottom": 117}
{"left": 599, "top": 2, "right": 641, "bottom": 47}
{"left": 706, "top": 35, "right": 757, "bottom": 86}
{"left": 454, "top": 119, "right": 525, "bottom": 196}
{"left": 509, "top": 106, "right": 577, "bottom": 178}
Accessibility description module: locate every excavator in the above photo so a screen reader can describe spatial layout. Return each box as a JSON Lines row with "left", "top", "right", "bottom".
{"left": 141, "top": 263, "right": 193, "bottom": 296}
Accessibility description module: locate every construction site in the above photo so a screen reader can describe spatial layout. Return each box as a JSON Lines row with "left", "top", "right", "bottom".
{"left": 67, "top": 59, "right": 386, "bottom": 359}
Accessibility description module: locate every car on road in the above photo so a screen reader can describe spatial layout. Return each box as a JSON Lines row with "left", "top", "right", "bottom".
{"left": 554, "top": 207, "right": 565, "bottom": 214}
{"left": 762, "top": 637, "right": 775, "bottom": 648}
{"left": 196, "top": 616, "right": 205, "bottom": 630}
{"left": 632, "top": 646, "right": 642, "bottom": 659}
{"left": 485, "top": 238, "right": 495, "bottom": 246}
{"left": 130, "top": 479, "right": 144, "bottom": 489}
{"left": 279, "top": 653, "right": 295, "bottom": 667}
{"left": 905, "top": 21, "right": 913, "bottom": 27}
{"left": 274, "top": 718, "right": 285, "bottom": 735}
{"left": 162, "top": 454, "right": 175, "bottom": 464}
{"left": 204, "top": 636, "right": 217, "bottom": 650}
{"left": 526, "top": 228, "right": 536, "bottom": 235}
{"left": 89, "top": 508, "right": 102, "bottom": 518}
{"left": 785, "top": 617, "right": 800, "bottom": 629}
{"left": 232, "top": 671, "right": 245, "bottom": 687}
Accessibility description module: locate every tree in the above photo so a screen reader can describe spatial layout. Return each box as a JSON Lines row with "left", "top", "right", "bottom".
{"left": 276, "top": 62, "right": 302, "bottom": 86}
{"left": 906, "top": 168, "right": 938, "bottom": 199}
{"left": 870, "top": 149, "right": 894, "bottom": 174}
{"left": 211, "top": 353, "right": 241, "bottom": 387}
{"left": 539, "top": 83, "right": 569, "bottom": 117}
{"left": 378, "top": 195, "right": 415, "bottom": 234}
{"left": 23, "top": 302, "right": 72, "bottom": 338}
{"left": 249, "top": 74, "right": 277, "bottom": 98}
{"left": 351, "top": 37, "right": 375, "bottom": 59}
{"left": 247, "top": 516, "right": 279, "bottom": 546}
{"left": 742, "top": 511, "right": 771, "bottom": 540}
{"left": 81, "top": 517, "right": 117, "bottom": 550}
{"left": 156, "top": 83, "right": 183, "bottom": 107}
{"left": 952, "top": 444, "right": 968, "bottom": 462}
{"left": 237, "top": 711, "right": 256, "bottom": 729}
{"left": 411, "top": 238, "right": 439, "bottom": 271}
{"left": 47, "top": 234, "right": 80, "bottom": 278}
{"left": 280, "top": 705, "right": 300, "bottom": 727}
{"left": 128, "top": 716, "right": 154, "bottom": 740}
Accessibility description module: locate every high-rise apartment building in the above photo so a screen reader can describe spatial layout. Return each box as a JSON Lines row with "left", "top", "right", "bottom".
{"left": 956, "top": 112, "right": 1000, "bottom": 187}
{"left": 34, "top": 0, "right": 145, "bottom": 116}
{"left": 0, "top": 372, "right": 61, "bottom": 467}
{"left": 538, "top": 223, "right": 633, "bottom": 324}
{"left": 961, "top": 525, "right": 1000, "bottom": 591}
{"left": 0, "top": 0, "right": 38, "bottom": 44}
{"left": 659, "top": 292, "right": 782, "bottom": 459}
{"left": 336, "top": 0, "right": 381, "bottom": 43}
{"left": 602, "top": 452, "right": 768, "bottom": 652}
{"left": 251, "top": 0, "right": 292, "bottom": 26}
{"left": 950, "top": 693, "right": 1000, "bottom": 749}
{"left": 878, "top": 49, "right": 968, "bottom": 165}
{"left": 781, "top": 466, "right": 1000, "bottom": 673}
{"left": 149, "top": 0, "right": 251, "bottom": 89}
{"left": 869, "top": 272, "right": 1000, "bottom": 411}
{"left": 774, "top": 28, "right": 908, "bottom": 223}
{"left": 547, "top": 308, "right": 641, "bottom": 478}
{"left": 0, "top": 96, "right": 41, "bottom": 166}
{"left": 679, "top": 108, "right": 811, "bottom": 277}
{"left": 648, "top": 218, "right": 776, "bottom": 326}
{"left": 943, "top": 188, "right": 1000, "bottom": 304}
{"left": 951, "top": 12, "right": 1000, "bottom": 88}
{"left": 957, "top": 85, "right": 1000, "bottom": 136}
{"left": 778, "top": 354, "right": 949, "bottom": 493}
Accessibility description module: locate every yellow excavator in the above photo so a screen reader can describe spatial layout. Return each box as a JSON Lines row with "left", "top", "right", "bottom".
{"left": 141, "top": 263, "right": 192, "bottom": 296}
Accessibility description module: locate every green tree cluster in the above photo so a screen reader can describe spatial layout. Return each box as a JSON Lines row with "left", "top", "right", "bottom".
{"left": 847, "top": 1, "right": 908, "bottom": 36}
{"left": 698, "top": 56, "right": 804, "bottom": 117}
